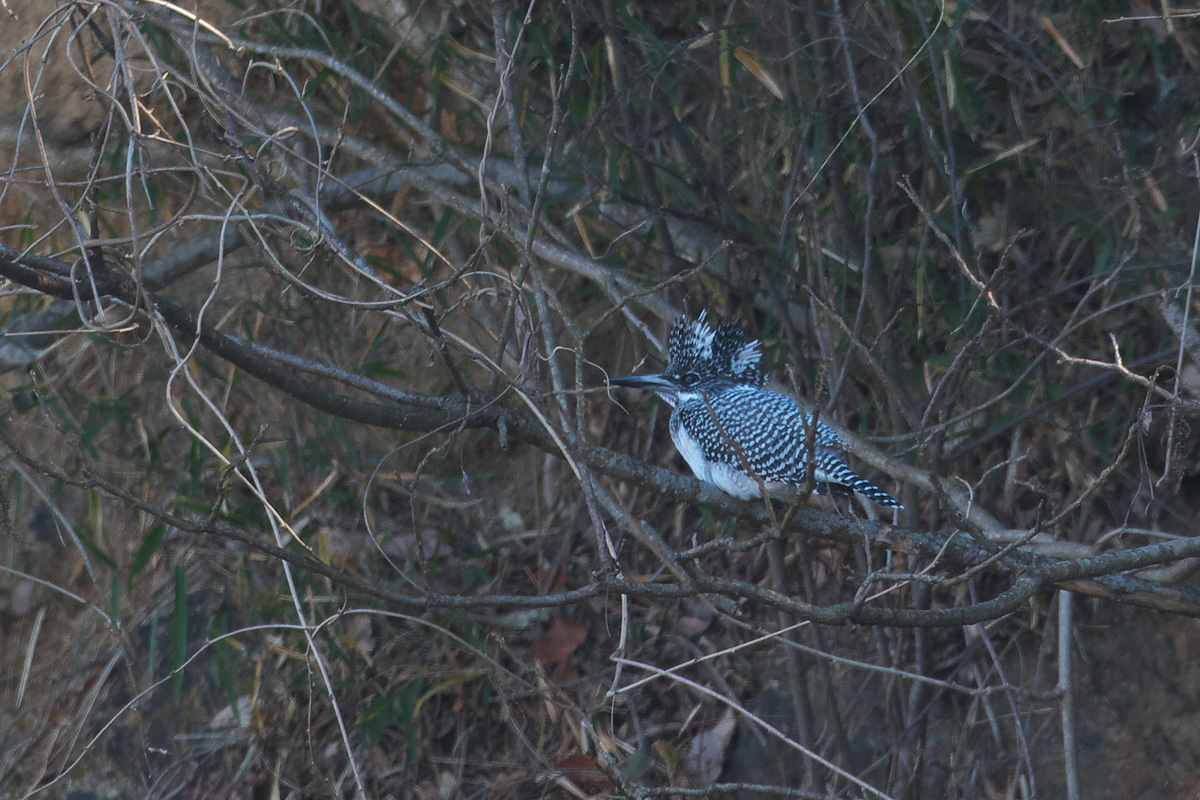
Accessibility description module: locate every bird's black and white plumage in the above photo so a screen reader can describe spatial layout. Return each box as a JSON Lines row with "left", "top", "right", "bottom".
{"left": 610, "top": 313, "right": 900, "bottom": 507}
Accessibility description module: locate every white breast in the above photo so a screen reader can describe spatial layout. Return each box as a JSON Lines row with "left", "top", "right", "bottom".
{"left": 670, "top": 414, "right": 762, "bottom": 500}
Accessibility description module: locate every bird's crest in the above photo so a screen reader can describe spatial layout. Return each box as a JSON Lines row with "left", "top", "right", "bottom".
{"left": 668, "top": 313, "right": 765, "bottom": 387}
{"left": 668, "top": 312, "right": 717, "bottom": 367}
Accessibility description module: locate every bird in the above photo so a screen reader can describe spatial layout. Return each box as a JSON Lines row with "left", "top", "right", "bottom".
{"left": 608, "top": 313, "right": 901, "bottom": 508}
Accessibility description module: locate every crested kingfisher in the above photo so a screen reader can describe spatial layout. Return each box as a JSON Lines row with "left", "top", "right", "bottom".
{"left": 609, "top": 314, "right": 900, "bottom": 507}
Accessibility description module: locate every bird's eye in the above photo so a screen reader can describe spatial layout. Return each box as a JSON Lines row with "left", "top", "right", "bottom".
{"left": 680, "top": 372, "right": 701, "bottom": 388}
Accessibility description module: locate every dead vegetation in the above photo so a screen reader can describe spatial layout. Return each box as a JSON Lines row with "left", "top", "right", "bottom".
{"left": 1, "top": 1, "right": 1200, "bottom": 798}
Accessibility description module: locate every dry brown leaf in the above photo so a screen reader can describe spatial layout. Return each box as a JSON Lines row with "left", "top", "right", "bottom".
{"left": 1039, "top": 15, "right": 1086, "bottom": 69}
{"left": 676, "top": 615, "right": 710, "bottom": 638}
{"left": 531, "top": 565, "right": 568, "bottom": 594}
{"left": 529, "top": 616, "right": 587, "bottom": 665}
{"left": 554, "top": 753, "right": 611, "bottom": 790}
{"left": 733, "top": 47, "right": 785, "bottom": 101}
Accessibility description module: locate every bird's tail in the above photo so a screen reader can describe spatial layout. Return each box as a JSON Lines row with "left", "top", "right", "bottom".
{"left": 822, "top": 461, "right": 902, "bottom": 508}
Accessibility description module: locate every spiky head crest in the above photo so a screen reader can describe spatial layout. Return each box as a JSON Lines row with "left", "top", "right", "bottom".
{"left": 666, "top": 313, "right": 764, "bottom": 387}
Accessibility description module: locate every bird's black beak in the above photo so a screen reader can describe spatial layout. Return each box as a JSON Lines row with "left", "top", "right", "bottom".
{"left": 608, "top": 373, "right": 674, "bottom": 391}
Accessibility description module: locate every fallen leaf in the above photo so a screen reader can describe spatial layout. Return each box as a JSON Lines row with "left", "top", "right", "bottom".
{"left": 733, "top": 46, "right": 785, "bottom": 100}
{"left": 554, "top": 753, "right": 611, "bottom": 789}
{"left": 529, "top": 616, "right": 587, "bottom": 665}
{"left": 531, "top": 565, "right": 567, "bottom": 594}
{"left": 685, "top": 707, "right": 737, "bottom": 784}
